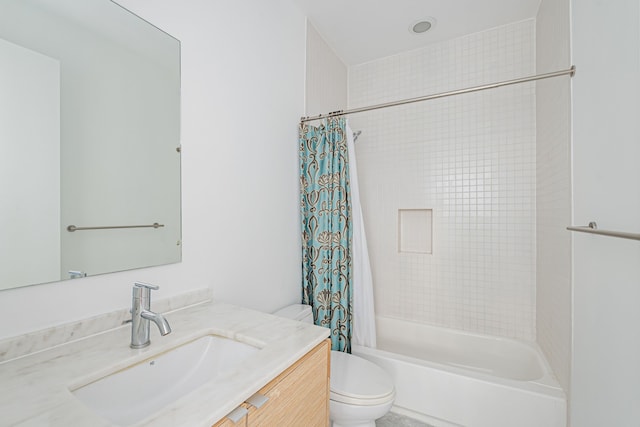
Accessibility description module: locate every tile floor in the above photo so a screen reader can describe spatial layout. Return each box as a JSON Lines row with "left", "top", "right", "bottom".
{"left": 376, "top": 412, "right": 435, "bottom": 427}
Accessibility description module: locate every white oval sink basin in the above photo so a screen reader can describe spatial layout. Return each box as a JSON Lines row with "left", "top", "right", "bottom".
{"left": 71, "top": 335, "right": 259, "bottom": 426}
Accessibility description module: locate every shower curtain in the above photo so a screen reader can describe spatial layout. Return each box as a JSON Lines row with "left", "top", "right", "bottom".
{"left": 299, "top": 117, "right": 352, "bottom": 352}
{"left": 299, "top": 116, "right": 376, "bottom": 352}
{"left": 346, "top": 121, "right": 377, "bottom": 349}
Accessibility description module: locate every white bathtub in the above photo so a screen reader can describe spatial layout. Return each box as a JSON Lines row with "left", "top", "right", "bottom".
{"left": 352, "top": 316, "right": 566, "bottom": 427}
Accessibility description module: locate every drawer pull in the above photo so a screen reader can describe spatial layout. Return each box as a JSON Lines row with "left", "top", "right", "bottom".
{"left": 246, "top": 392, "right": 269, "bottom": 409}
{"left": 225, "top": 406, "right": 248, "bottom": 423}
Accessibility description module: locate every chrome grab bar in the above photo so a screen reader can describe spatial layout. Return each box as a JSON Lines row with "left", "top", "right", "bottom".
{"left": 567, "top": 222, "right": 640, "bottom": 242}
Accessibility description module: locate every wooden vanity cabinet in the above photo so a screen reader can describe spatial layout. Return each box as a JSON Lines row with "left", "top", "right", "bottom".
{"left": 213, "top": 339, "right": 330, "bottom": 427}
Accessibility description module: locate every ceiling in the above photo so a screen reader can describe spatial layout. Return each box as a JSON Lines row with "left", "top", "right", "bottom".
{"left": 292, "top": 0, "right": 542, "bottom": 66}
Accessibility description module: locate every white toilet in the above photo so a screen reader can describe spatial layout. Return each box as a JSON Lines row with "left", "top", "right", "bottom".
{"left": 274, "top": 304, "right": 395, "bottom": 427}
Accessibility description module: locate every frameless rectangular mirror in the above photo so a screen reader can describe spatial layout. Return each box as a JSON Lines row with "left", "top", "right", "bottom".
{"left": 0, "top": 0, "right": 181, "bottom": 291}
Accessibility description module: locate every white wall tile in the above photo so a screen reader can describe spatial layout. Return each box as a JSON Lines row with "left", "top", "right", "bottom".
{"left": 536, "top": 0, "right": 572, "bottom": 393}
{"left": 349, "top": 20, "right": 536, "bottom": 340}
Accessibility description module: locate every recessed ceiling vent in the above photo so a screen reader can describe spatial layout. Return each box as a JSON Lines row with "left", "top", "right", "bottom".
{"left": 410, "top": 18, "right": 436, "bottom": 34}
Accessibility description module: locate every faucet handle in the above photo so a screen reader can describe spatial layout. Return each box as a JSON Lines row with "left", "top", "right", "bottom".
{"left": 134, "top": 282, "right": 159, "bottom": 291}
{"left": 133, "top": 282, "right": 159, "bottom": 301}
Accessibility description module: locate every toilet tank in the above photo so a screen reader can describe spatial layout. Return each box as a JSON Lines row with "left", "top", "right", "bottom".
{"left": 273, "top": 304, "right": 313, "bottom": 324}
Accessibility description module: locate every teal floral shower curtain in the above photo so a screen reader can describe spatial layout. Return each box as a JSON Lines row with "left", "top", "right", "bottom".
{"left": 299, "top": 117, "right": 353, "bottom": 352}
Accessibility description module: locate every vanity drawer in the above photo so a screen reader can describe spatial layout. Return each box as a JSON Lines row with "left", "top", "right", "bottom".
{"left": 212, "top": 339, "right": 330, "bottom": 427}
{"left": 248, "top": 339, "right": 330, "bottom": 427}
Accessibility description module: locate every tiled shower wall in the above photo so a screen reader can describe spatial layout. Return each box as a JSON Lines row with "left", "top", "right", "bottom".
{"left": 348, "top": 20, "right": 537, "bottom": 340}
{"left": 536, "top": 0, "right": 572, "bottom": 391}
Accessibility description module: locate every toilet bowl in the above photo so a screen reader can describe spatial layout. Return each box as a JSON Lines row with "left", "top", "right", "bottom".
{"left": 273, "top": 304, "right": 395, "bottom": 427}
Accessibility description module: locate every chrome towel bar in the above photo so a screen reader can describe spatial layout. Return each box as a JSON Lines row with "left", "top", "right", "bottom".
{"left": 566, "top": 222, "right": 640, "bottom": 241}
{"left": 67, "top": 223, "right": 164, "bottom": 232}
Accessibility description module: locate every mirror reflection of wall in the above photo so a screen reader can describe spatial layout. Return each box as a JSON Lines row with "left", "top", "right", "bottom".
{"left": 0, "top": 38, "right": 61, "bottom": 290}
{"left": 0, "top": 0, "right": 181, "bottom": 291}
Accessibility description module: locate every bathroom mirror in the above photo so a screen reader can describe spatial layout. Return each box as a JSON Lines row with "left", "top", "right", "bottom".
{"left": 0, "top": 0, "right": 181, "bottom": 291}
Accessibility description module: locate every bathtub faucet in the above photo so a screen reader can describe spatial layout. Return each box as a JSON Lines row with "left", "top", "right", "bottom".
{"left": 130, "top": 282, "right": 171, "bottom": 348}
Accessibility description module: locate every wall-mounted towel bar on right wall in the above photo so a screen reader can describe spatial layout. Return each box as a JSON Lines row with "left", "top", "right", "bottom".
{"left": 566, "top": 222, "right": 640, "bottom": 241}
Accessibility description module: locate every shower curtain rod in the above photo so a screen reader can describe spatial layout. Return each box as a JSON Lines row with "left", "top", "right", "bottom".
{"left": 300, "top": 66, "right": 575, "bottom": 123}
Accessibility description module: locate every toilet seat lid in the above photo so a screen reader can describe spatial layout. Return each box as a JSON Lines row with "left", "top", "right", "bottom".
{"left": 330, "top": 351, "right": 395, "bottom": 405}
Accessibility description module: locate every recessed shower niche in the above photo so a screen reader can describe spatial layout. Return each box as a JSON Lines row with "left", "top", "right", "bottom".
{"left": 398, "top": 209, "right": 433, "bottom": 254}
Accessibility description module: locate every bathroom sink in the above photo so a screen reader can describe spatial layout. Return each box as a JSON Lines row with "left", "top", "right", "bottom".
{"left": 71, "top": 335, "right": 259, "bottom": 426}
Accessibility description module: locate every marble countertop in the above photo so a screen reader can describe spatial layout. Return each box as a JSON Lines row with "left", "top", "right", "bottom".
{"left": 0, "top": 300, "right": 329, "bottom": 427}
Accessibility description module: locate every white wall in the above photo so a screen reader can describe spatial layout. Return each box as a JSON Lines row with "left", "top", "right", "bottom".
{"left": 0, "top": 0, "right": 306, "bottom": 340}
{"left": 349, "top": 20, "right": 538, "bottom": 341}
{"left": 0, "top": 39, "right": 60, "bottom": 290}
{"left": 570, "top": 1, "right": 640, "bottom": 426}
{"left": 305, "top": 22, "right": 347, "bottom": 116}
{"left": 535, "top": 0, "right": 572, "bottom": 393}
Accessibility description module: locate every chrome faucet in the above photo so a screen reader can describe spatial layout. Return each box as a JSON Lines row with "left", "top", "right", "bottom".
{"left": 130, "top": 282, "right": 171, "bottom": 349}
